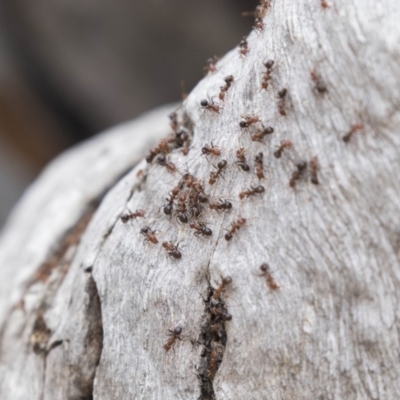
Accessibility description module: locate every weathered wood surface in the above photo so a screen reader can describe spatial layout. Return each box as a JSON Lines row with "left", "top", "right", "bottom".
{"left": 1, "top": 1, "right": 400, "bottom": 399}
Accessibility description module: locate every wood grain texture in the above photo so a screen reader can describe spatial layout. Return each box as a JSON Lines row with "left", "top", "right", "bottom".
{"left": 1, "top": 1, "right": 400, "bottom": 399}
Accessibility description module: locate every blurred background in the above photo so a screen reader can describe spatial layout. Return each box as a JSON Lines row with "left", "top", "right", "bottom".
{"left": 0, "top": 0, "right": 258, "bottom": 227}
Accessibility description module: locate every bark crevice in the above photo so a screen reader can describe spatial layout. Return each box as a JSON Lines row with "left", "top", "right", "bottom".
{"left": 197, "top": 278, "right": 230, "bottom": 400}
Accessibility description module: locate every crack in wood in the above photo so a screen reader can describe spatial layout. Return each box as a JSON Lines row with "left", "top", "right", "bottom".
{"left": 197, "top": 280, "right": 230, "bottom": 400}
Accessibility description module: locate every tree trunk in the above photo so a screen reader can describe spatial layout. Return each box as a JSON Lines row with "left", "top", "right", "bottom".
{"left": 1, "top": 1, "right": 400, "bottom": 399}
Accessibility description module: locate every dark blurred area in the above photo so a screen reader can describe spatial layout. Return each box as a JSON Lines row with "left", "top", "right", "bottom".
{"left": 0, "top": 0, "right": 258, "bottom": 227}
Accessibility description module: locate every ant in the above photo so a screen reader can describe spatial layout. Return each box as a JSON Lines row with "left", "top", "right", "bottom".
{"left": 254, "top": 152, "right": 265, "bottom": 180}
{"left": 120, "top": 209, "right": 145, "bottom": 223}
{"left": 200, "top": 99, "right": 221, "bottom": 113}
{"left": 239, "top": 36, "right": 249, "bottom": 56}
{"left": 274, "top": 140, "right": 293, "bottom": 158}
{"left": 258, "top": 263, "right": 279, "bottom": 290}
{"left": 239, "top": 115, "right": 260, "bottom": 128}
{"left": 156, "top": 154, "right": 177, "bottom": 173}
{"left": 262, "top": 59, "right": 274, "bottom": 90}
{"left": 174, "top": 130, "right": 191, "bottom": 155}
{"left": 209, "top": 199, "right": 232, "bottom": 212}
{"left": 175, "top": 130, "right": 189, "bottom": 147}
{"left": 343, "top": 124, "right": 364, "bottom": 143}
{"left": 204, "top": 56, "right": 219, "bottom": 75}
{"left": 162, "top": 241, "right": 182, "bottom": 259}
{"left": 239, "top": 185, "right": 265, "bottom": 200}
{"left": 164, "top": 326, "right": 182, "bottom": 351}
{"left": 202, "top": 142, "right": 221, "bottom": 157}
{"left": 163, "top": 185, "right": 181, "bottom": 215}
{"left": 225, "top": 218, "right": 246, "bottom": 241}
{"left": 236, "top": 147, "right": 250, "bottom": 172}
{"left": 140, "top": 226, "right": 158, "bottom": 244}
{"left": 210, "top": 305, "right": 232, "bottom": 321}
{"left": 310, "top": 156, "right": 319, "bottom": 185}
{"left": 219, "top": 75, "right": 234, "bottom": 101}
{"left": 189, "top": 222, "right": 212, "bottom": 238}
{"left": 212, "top": 276, "right": 232, "bottom": 300}
{"left": 251, "top": 126, "right": 274, "bottom": 142}
{"left": 310, "top": 69, "right": 327, "bottom": 93}
{"left": 321, "top": 0, "right": 329, "bottom": 8}
{"left": 146, "top": 136, "right": 175, "bottom": 163}
{"left": 208, "top": 346, "right": 221, "bottom": 379}
{"left": 197, "top": 192, "right": 208, "bottom": 203}
{"left": 177, "top": 192, "right": 190, "bottom": 223}
{"left": 289, "top": 161, "right": 307, "bottom": 188}
{"left": 163, "top": 197, "right": 174, "bottom": 215}
{"left": 277, "top": 88, "right": 288, "bottom": 116}
{"left": 209, "top": 160, "right": 227, "bottom": 185}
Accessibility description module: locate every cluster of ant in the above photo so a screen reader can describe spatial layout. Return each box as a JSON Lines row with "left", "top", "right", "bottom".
{"left": 198, "top": 276, "right": 233, "bottom": 398}
{"left": 163, "top": 173, "right": 213, "bottom": 238}
{"left": 140, "top": 0, "right": 361, "bottom": 365}
{"left": 146, "top": 112, "right": 191, "bottom": 164}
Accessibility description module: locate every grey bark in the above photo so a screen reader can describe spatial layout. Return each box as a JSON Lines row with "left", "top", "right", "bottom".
{"left": 1, "top": 1, "right": 400, "bottom": 399}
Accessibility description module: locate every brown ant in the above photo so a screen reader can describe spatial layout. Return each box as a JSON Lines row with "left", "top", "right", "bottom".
{"left": 162, "top": 241, "right": 182, "bottom": 259}
{"left": 311, "top": 69, "right": 327, "bottom": 93}
{"left": 156, "top": 154, "right": 178, "bottom": 173}
{"left": 177, "top": 192, "right": 190, "bottom": 223}
{"left": 225, "top": 218, "right": 246, "bottom": 241}
{"left": 202, "top": 142, "right": 221, "bottom": 157}
{"left": 163, "top": 197, "right": 174, "bottom": 215}
{"left": 208, "top": 346, "right": 221, "bottom": 379}
{"left": 274, "top": 140, "right": 293, "bottom": 158}
{"left": 204, "top": 56, "right": 219, "bottom": 75}
{"left": 163, "top": 326, "right": 182, "bottom": 351}
{"left": 140, "top": 226, "right": 158, "bottom": 244}
{"left": 310, "top": 156, "right": 319, "bottom": 185}
{"left": 146, "top": 136, "right": 176, "bottom": 163}
{"left": 197, "top": 192, "right": 208, "bottom": 203}
{"left": 239, "top": 115, "right": 260, "bottom": 128}
{"left": 343, "top": 124, "right": 364, "bottom": 143}
{"left": 262, "top": 59, "right": 274, "bottom": 90}
{"left": 219, "top": 75, "right": 234, "bottom": 101}
{"left": 163, "top": 185, "right": 181, "bottom": 215}
{"left": 120, "top": 209, "right": 145, "bottom": 223}
{"left": 277, "top": 88, "right": 288, "bottom": 116}
{"left": 189, "top": 222, "right": 212, "bottom": 238}
{"left": 175, "top": 130, "right": 188, "bottom": 147}
{"left": 188, "top": 191, "right": 204, "bottom": 218}
{"left": 239, "top": 185, "right": 265, "bottom": 200}
{"left": 258, "top": 263, "right": 279, "bottom": 290}
{"left": 236, "top": 147, "right": 250, "bottom": 172}
{"left": 200, "top": 99, "right": 221, "bottom": 113}
{"left": 289, "top": 161, "right": 307, "bottom": 188}
{"left": 209, "top": 160, "right": 227, "bottom": 185}
{"left": 212, "top": 276, "right": 232, "bottom": 299}
{"left": 321, "top": 0, "right": 329, "bottom": 8}
{"left": 254, "top": 152, "right": 265, "bottom": 180}
{"left": 239, "top": 37, "right": 249, "bottom": 56}
{"left": 209, "top": 199, "right": 232, "bottom": 212}
{"left": 210, "top": 305, "right": 232, "bottom": 321}
{"left": 175, "top": 130, "right": 191, "bottom": 155}
{"left": 251, "top": 126, "right": 274, "bottom": 142}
